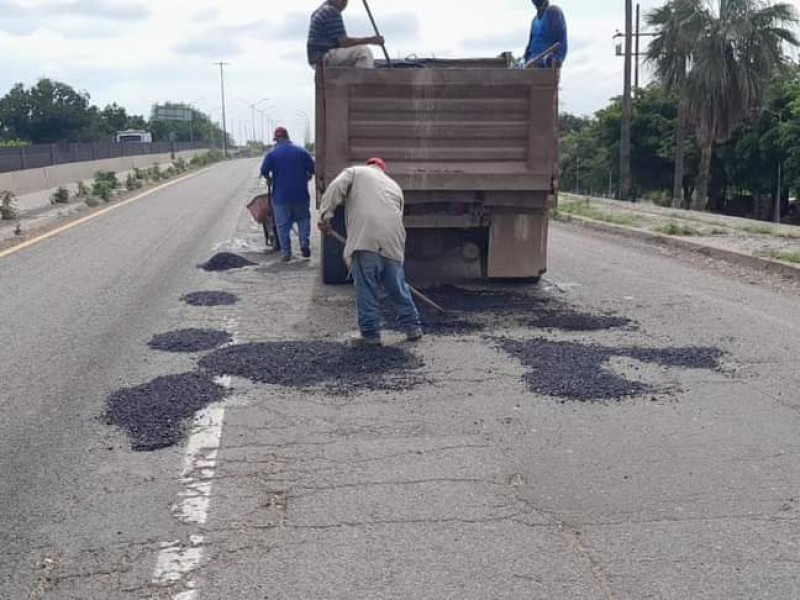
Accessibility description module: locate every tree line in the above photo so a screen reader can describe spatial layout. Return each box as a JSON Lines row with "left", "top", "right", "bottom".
{"left": 560, "top": 0, "right": 800, "bottom": 222}
{"left": 0, "top": 78, "right": 230, "bottom": 147}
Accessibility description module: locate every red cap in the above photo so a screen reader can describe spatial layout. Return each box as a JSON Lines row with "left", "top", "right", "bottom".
{"left": 273, "top": 126, "right": 289, "bottom": 141}
{"left": 366, "top": 157, "right": 386, "bottom": 171}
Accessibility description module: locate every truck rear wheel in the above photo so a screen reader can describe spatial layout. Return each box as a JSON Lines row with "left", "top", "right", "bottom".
{"left": 321, "top": 207, "right": 349, "bottom": 285}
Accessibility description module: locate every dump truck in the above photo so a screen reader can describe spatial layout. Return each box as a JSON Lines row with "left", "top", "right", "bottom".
{"left": 315, "top": 57, "right": 559, "bottom": 284}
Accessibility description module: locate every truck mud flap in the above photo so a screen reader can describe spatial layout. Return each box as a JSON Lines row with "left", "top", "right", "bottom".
{"left": 322, "top": 206, "right": 350, "bottom": 285}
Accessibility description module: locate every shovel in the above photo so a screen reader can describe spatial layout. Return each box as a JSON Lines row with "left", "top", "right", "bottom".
{"left": 362, "top": 0, "right": 392, "bottom": 67}
{"left": 324, "top": 229, "right": 447, "bottom": 314}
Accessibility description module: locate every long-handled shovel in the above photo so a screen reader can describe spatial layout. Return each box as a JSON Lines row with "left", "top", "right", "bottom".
{"left": 324, "top": 229, "right": 447, "bottom": 314}
{"left": 362, "top": 0, "right": 392, "bottom": 67}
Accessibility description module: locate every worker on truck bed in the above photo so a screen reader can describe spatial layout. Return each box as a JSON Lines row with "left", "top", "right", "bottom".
{"left": 318, "top": 158, "right": 423, "bottom": 347}
{"left": 260, "top": 127, "right": 316, "bottom": 262}
{"left": 307, "top": 0, "right": 385, "bottom": 68}
{"left": 524, "top": 0, "right": 568, "bottom": 68}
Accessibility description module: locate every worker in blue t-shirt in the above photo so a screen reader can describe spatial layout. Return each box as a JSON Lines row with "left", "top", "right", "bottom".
{"left": 260, "top": 127, "right": 316, "bottom": 262}
{"left": 524, "top": 0, "right": 568, "bottom": 68}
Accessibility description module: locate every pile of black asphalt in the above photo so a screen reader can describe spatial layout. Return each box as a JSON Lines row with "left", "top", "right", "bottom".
{"left": 199, "top": 252, "right": 256, "bottom": 272}
{"left": 499, "top": 338, "right": 724, "bottom": 402}
{"left": 105, "top": 373, "right": 228, "bottom": 451}
{"left": 181, "top": 291, "right": 240, "bottom": 306}
{"left": 199, "top": 341, "right": 424, "bottom": 395}
{"left": 148, "top": 329, "right": 232, "bottom": 353}
{"left": 407, "top": 285, "right": 633, "bottom": 334}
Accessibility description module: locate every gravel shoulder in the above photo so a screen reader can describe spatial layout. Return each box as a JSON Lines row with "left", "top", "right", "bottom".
{"left": 559, "top": 192, "right": 800, "bottom": 277}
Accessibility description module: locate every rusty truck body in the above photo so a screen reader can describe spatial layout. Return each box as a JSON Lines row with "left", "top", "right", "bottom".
{"left": 315, "top": 58, "right": 559, "bottom": 284}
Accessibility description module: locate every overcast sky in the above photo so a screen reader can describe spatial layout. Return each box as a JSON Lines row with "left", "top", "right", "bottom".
{"left": 2, "top": 0, "right": 800, "bottom": 142}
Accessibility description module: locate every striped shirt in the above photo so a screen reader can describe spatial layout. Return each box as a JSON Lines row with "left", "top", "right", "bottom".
{"left": 307, "top": 2, "right": 347, "bottom": 66}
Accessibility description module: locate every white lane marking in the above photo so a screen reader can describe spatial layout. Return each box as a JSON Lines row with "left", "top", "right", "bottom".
{"left": 152, "top": 317, "right": 241, "bottom": 597}
{"left": 172, "top": 405, "right": 227, "bottom": 525}
{"left": 152, "top": 403, "right": 226, "bottom": 595}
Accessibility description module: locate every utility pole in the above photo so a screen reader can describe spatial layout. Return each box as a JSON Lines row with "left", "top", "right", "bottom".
{"left": 620, "top": 0, "right": 633, "bottom": 201}
{"left": 214, "top": 61, "right": 229, "bottom": 157}
{"left": 635, "top": 3, "right": 641, "bottom": 91}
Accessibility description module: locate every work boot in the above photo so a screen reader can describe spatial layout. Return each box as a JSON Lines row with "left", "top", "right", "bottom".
{"left": 350, "top": 334, "right": 382, "bottom": 348}
{"left": 406, "top": 329, "right": 424, "bottom": 342}
{"left": 301, "top": 247, "right": 311, "bottom": 259}
{"left": 281, "top": 254, "right": 291, "bottom": 263}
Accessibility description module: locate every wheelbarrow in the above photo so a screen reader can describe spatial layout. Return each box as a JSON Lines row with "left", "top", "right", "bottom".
{"left": 247, "top": 192, "right": 280, "bottom": 252}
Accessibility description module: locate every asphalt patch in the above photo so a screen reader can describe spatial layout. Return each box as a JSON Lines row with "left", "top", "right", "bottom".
{"left": 199, "top": 252, "right": 256, "bottom": 272}
{"left": 181, "top": 291, "right": 240, "bottom": 306}
{"left": 499, "top": 338, "right": 723, "bottom": 401}
{"left": 105, "top": 373, "right": 228, "bottom": 451}
{"left": 524, "top": 310, "right": 634, "bottom": 332}
{"left": 199, "top": 341, "right": 424, "bottom": 395}
{"left": 420, "top": 285, "right": 544, "bottom": 313}
{"left": 149, "top": 329, "right": 232, "bottom": 353}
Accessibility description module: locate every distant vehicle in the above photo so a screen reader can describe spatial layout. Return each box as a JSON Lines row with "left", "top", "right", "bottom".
{"left": 115, "top": 130, "right": 152, "bottom": 143}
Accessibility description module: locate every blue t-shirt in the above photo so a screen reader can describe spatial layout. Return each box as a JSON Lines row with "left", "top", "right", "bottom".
{"left": 524, "top": 5, "right": 568, "bottom": 67}
{"left": 260, "top": 142, "right": 315, "bottom": 206}
{"left": 307, "top": 2, "right": 348, "bottom": 66}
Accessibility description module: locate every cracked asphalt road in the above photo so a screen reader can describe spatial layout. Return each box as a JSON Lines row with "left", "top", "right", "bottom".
{"left": 2, "top": 158, "right": 800, "bottom": 599}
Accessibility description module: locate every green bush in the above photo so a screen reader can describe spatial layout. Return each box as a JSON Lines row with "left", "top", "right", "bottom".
{"left": 133, "top": 167, "right": 146, "bottom": 181}
{"left": 173, "top": 158, "right": 187, "bottom": 173}
{"left": 92, "top": 180, "right": 114, "bottom": 201}
{"left": 0, "top": 190, "right": 18, "bottom": 220}
{"left": 163, "top": 166, "right": 177, "bottom": 179}
{"left": 125, "top": 173, "right": 142, "bottom": 191}
{"left": 148, "top": 165, "right": 162, "bottom": 181}
{"left": 94, "top": 171, "right": 118, "bottom": 189}
{"left": 50, "top": 186, "right": 70, "bottom": 204}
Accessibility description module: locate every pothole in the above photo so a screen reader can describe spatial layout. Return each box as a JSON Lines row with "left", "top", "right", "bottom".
{"left": 499, "top": 338, "right": 723, "bottom": 402}
{"left": 148, "top": 329, "right": 233, "bottom": 353}
{"left": 181, "top": 291, "right": 240, "bottom": 306}
{"left": 105, "top": 373, "right": 228, "bottom": 451}
{"left": 199, "top": 252, "right": 256, "bottom": 272}
{"left": 199, "top": 341, "right": 424, "bottom": 395}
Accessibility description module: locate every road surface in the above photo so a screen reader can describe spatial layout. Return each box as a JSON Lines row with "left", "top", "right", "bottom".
{"left": 1, "top": 159, "right": 799, "bottom": 599}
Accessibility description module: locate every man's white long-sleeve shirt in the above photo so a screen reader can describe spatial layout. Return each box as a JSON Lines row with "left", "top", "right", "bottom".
{"left": 319, "top": 165, "right": 406, "bottom": 264}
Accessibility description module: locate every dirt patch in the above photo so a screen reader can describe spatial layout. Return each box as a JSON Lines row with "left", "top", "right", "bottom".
{"left": 148, "top": 329, "right": 232, "bottom": 353}
{"left": 499, "top": 338, "right": 723, "bottom": 401}
{"left": 199, "top": 341, "right": 424, "bottom": 395}
{"left": 105, "top": 373, "right": 228, "bottom": 451}
{"left": 181, "top": 291, "right": 239, "bottom": 306}
{"left": 199, "top": 252, "right": 256, "bottom": 272}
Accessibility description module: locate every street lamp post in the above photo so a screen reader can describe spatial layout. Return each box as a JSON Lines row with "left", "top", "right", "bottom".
{"left": 239, "top": 98, "right": 270, "bottom": 144}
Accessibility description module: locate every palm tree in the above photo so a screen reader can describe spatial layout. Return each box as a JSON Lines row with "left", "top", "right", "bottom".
{"left": 648, "top": 0, "right": 798, "bottom": 210}
{"left": 684, "top": 0, "right": 798, "bottom": 209}
{"left": 646, "top": 0, "right": 704, "bottom": 209}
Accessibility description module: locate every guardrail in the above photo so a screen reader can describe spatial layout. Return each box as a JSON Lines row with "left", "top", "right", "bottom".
{"left": 0, "top": 141, "right": 210, "bottom": 174}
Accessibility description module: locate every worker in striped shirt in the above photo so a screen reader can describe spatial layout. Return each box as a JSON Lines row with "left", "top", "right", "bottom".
{"left": 307, "top": 0, "right": 385, "bottom": 68}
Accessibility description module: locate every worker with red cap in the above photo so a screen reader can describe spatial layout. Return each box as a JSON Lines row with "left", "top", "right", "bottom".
{"left": 319, "top": 158, "right": 422, "bottom": 346}
{"left": 260, "top": 127, "right": 316, "bottom": 261}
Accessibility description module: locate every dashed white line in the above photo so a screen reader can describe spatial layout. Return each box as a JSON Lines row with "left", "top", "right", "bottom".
{"left": 152, "top": 317, "right": 241, "bottom": 598}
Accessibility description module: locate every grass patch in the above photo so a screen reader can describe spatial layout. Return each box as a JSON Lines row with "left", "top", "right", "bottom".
{"left": 758, "top": 250, "right": 800, "bottom": 264}
{"left": 739, "top": 224, "right": 776, "bottom": 235}
{"left": 654, "top": 222, "right": 701, "bottom": 236}
{"left": 559, "top": 200, "right": 640, "bottom": 227}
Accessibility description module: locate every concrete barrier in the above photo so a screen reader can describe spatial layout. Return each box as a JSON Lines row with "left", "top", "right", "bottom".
{"left": 0, "top": 149, "right": 209, "bottom": 197}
